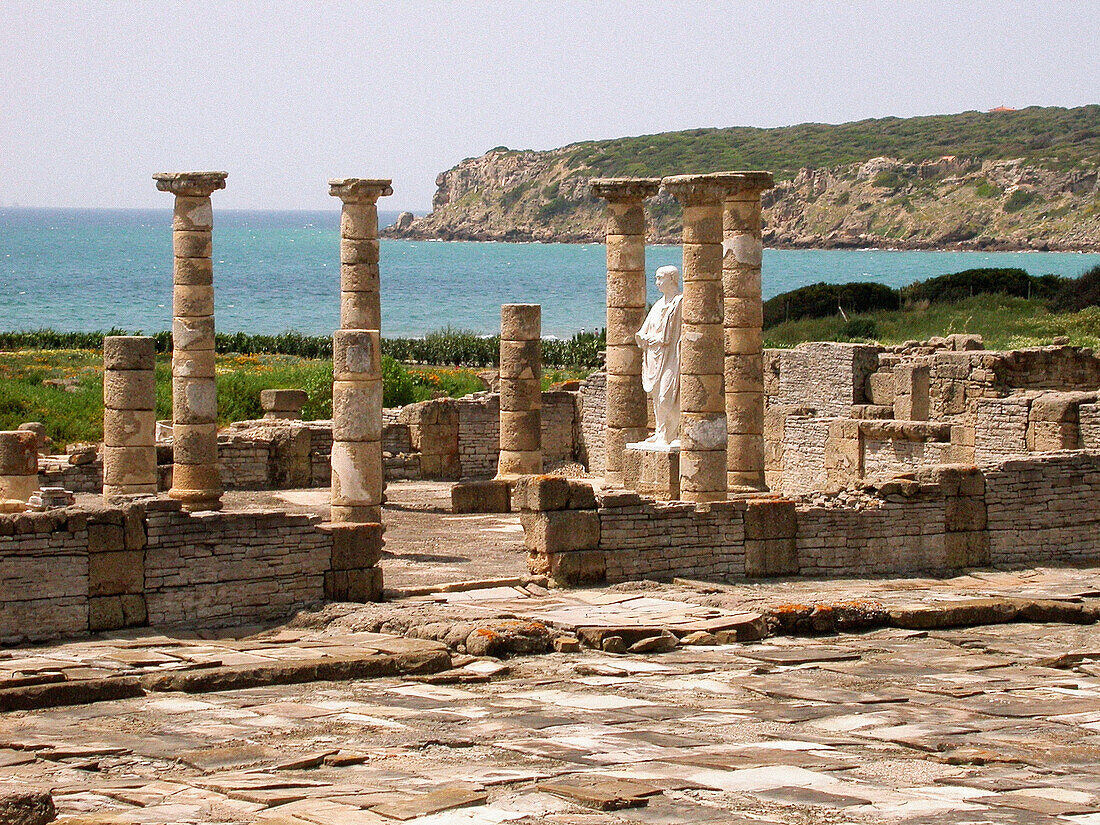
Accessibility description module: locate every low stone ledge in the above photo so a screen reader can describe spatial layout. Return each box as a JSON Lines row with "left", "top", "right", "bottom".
{"left": 0, "top": 676, "right": 144, "bottom": 712}
{"left": 451, "top": 479, "right": 511, "bottom": 513}
{"left": 140, "top": 644, "right": 450, "bottom": 693}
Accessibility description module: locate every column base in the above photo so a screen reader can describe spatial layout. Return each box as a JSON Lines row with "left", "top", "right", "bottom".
{"left": 623, "top": 441, "right": 680, "bottom": 500}
{"left": 168, "top": 487, "right": 224, "bottom": 512}
{"left": 330, "top": 504, "right": 382, "bottom": 524}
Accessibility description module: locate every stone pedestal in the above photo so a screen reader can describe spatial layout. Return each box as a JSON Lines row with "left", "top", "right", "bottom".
{"left": 329, "top": 178, "right": 393, "bottom": 332}
{"left": 497, "top": 304, "right": 542, "bottom": 479}
{"left": 261, "top": 388, "right": 309, "bottom": 420}
{"left": 0, "top": 430, "right": 38, "bottom": 503}
{"left": 155, "top": 171, "right": 227, "bottom": 512}
{"left": 590, "top": 178, "right": 661, "bottom": 485}
{"left": 663, "top": 175, "right": 727, "bottom": 503}
{"left": 623, "top": 442, "right": 680, "bottom": 501}
{"left": 102, "top": 336, "right": 158, "bottom": 501}
{"left": 330, "top": 329, "right": 383, "bottom": 524}
{"left": 713, "top": 172, "right": 775, "bottom": 493}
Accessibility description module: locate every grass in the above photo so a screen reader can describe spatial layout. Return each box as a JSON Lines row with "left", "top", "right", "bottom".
{"left": 0, "top": 350, "right": 596, "bottom": 446}
{"left": 764, "top": 294, "right": 1100, "bottom": 350}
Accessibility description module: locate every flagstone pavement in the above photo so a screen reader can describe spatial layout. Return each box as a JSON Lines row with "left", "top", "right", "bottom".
{"left": 3, "top": 618, "right": 1100, "bottom": 824}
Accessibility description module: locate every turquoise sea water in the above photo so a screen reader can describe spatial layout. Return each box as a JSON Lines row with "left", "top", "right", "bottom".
{"left": 3, "top": 208, "right": 1099, "bottom": 339}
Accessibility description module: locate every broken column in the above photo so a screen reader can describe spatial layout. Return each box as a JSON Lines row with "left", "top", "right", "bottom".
{"left": 102, "top": 336, "right": 157, "bottom": 501}
{"left": 497, "top": 304, "right": 542, "bottom": 479}
{"left": 330, "top": 329, "right": 383, "bottom": 524}
{"left": 589, "top": 177, "right": 661, "bottom": 484}
{"left": 714, "top": 172, "right": 775, "bottom": 493}
{"left": 329, "top": 178, "right": 393, "bottom": 332}
{"left": 663, "top": 175, "right": 727, "bottom": 502}
{"left": 0, "top": 431, "right": 38, "bottom": 503}
{"left": 155, "top": 171, "right": 227, "bottom": 512}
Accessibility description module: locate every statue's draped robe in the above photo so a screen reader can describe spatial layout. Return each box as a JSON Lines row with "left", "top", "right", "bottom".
{"left": 636, "top": 293, "right": 682, "bottom": 444}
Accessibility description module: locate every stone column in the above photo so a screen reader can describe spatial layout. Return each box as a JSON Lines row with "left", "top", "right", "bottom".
{"left": 154, "top": 170, "right": 227, "bottom": 512}
{"left": 329, "top": 178, "right": 393, "bottom": 332}
{"left": 331, "top": 329, "right": 383, "bottom": 524}
{"left": 589, "top": 178, "right": 661, "bottom": 485}
{"left": 663, "top": 175, "right": 727, "bottom": 502}
{"left": 0, "top": 431, "right": 38, "bottom": 503}
{"left": 713, "top": 172, "right": 775, "bottom": 493}
{"left": 497, "top": 304, "right": 542, "bottom": 479}
{"left": 102, "top": 336, "right": 158, "bottom": 501}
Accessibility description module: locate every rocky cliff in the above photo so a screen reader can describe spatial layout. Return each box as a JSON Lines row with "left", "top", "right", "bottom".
{"left": 386, "top": 108, "right": 1100, "bottom": 251}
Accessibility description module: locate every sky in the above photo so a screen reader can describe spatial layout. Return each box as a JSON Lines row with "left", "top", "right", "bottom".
{"left": 1, "top": 1, "right": 1098, "bottom": 212}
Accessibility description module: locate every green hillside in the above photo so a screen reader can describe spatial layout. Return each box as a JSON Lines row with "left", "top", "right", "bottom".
{"left": 564, "top": 105, "right": 1100, "bottom": 181}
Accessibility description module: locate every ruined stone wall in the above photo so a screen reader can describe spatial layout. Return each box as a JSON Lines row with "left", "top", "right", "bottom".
{"left": 862, "top": 438, "right": 953, "bottom": 481}
{"left": 143, "top": 501, "right": 331, "bottom": 627}
{"left": 522, "top": 456, "right": 1093, "bottom": 586}
{"left": 39, "top": 459, "right": 102, "bottom": 493}
{"left": 973, "top": 396, "right": 1032, "bottom": 463}
{"left": 773, "top": 415, "right": 833, "bottom": 494}
{"left": 578, "top": 372, "right": 607, "bottom": 476}
{"left": 768, "top": 343, "right": 879, "bottom": 415}
{"left": 0, "top": 510, "right": 90, "bottom": 643}
{"left": 451, "top": 391, "right": 577, "bottom": 479}
{"left": 0, "top": 501, "right": 383, "bottom": 646}
{"left": 985, "top": 451, "right": 1100, "bottom": 567}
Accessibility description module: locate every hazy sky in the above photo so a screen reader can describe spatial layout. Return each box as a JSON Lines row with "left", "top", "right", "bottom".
{"left": 2, "top": 1, "right": 1097, "bottom": 212}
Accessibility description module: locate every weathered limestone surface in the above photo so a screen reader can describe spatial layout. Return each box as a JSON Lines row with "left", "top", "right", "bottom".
{"left": 663, "top": 175, "right": 727, "bottom": 502}
{"left": 331, "top": 330, "right": 383, "bottom": 524}
{"left": 156, "top": 171, "right": 226, "bottom": 512}
{"left": 0, "top": 431, "right": 38, "bottom": 503}
{"left": 102, "top": 336, "right": 157, "bottom": 501}
{"left": 330, "top": 178, "right": 393, "bottom": 332}
{"left": 715, "top": 172, "right": 774, "bottom": 493}
{"left": 497, "top": 305, "right": 542, "bottom": 479}
{"left": 590, "top": 178, "right": 660, "bottom": 483}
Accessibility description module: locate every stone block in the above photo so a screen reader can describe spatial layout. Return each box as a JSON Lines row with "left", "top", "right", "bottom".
{"left": 333, "top": 330, "right": 381, "bottom": 380}
{"left": 743, "top": 498, "right": 797, "bottom": 541}
{"left": 604, "top": 201, "right": 645, "bottom": 235}
{"left": 945, "top": 530, "right": 990, "bottom": 568}
{"left": 103, "top": 371, "right": 156, "bottom": 411}
{"left": 744, "top": 537, "right": 799, "bottom": 577}
{"left": 522, "top": 508, "right": 599, "bottom": 552}
{"left": 173, "top": 284, "right": 215, "bottom": 317}
{"left": 325, "top": 522, "right": 385, "bottom": 569}
{"left": 325, "top": 566, "right": 383, "bottom": 602}
{"left": 567, "top": 480, "right": 597, "bottom": 510}
{"left": 605, "top": 272, "right": 647, "bottom": 308}
{"left": 945, "top": 497, "right": 987, "bottom": 532}
{"left": 724, "top": 325, "right": 763, "bottom": 355}
{"left": 172, "top": 347, "right": 216, "bottom": 380}
{"left": 0, "top": 431, "right": 38, "bottom": 475}
{"left": 500, "top": 410, "right": 541, "bottom": 452}
{"left": 868, "top": 370, "right": 896, "bottom": 405}
{"left": 173, "top": 229, "right": 211, "bottom": 258}
{"left": 340, "top": 237, "right": 380, "bottom": 265}
{"left": 340, "top": 290, "right": 382, "bottom": 330}
{"left": 518, "top": 475, "right": 571, "bottom": 511}
{"left": 605, "top": 344, "right": 643, "bottom": 376}
{"left": 501, "top": 303, "right": 541, "bottom": 341}
{"left": 498, "top": 449, "right": 542, "bottom": 478}
{"left": 102, "top": 446, "right": 158, "bottom": 486}
{"left": 330, "top": 503, "right": 382, "bottom": 524}
{"left": 499, "top": 340, "right": 541, "bottom": 380}
{"left": 103, "top": 409, "right": 156, "bottom": 447}
{"left": 330, "top": 440, "right": 383, "bottom": 506}
{"left": 605, "top": 235, "right": 644, "bottom": 271}
{"left": 121, "top": 593, "right": 148, "bottom": 625}
{"left": 173, "top": 255, "right": 213, "bottom": 286}
{"left": 340, "top": 201, "right": 378, "bottom": 240}
{"left": 606, "top": 306, "right": 648, "bottom": 346}
{"left": 103, "top": 336, "right": 156, "bottom": 371}
{"left": 499, "top": 377, "right": 542, "bottom": 412}
{"left": 87, "top": 521, "right": 125, "bottom": 554}
{"left": 682, "top": 279, "right": 723, "bottom": 325}
{"left": 536, "top": 549, "right": 606, "bottom": 586}
{"left": 680, "top": 373, "right": 725, "bottom": 413}
{"left": 623, "top": 444, "right": 680, "bottom": 501}
{"left": 341, "top": 262, "right": 380, "bottom": 292}
{"left": 89, "top": 596, "right": 125, "bottom": 632}
{"left": 679, "top": 323, "right": 724, "bottom": 376}
{"left": 723, "top": 296, "right": 764, "bottom": 328}
{"left": 451, "top": 480, "right": 511, "bottom": 513}
{"left": 261, "top": 388, "right": 309, "bottom": 414}
{"left": 89, "top": 550, "right": 144, "bottom": 596}
{"left": 681, "top": 241, "right": 723, "bottom": 275}
{"left": 172, "top": 377, "right": 217, "bottom": 424}
{"left": 332, "top": 381, "right": 383, "bottom": 441}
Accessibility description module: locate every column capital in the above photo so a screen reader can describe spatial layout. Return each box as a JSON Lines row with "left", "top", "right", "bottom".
{"left": 661, "top": 174, "right": 727, "bottom": 206}
{"left": 589, "top": 177, "right": 661, "bottom": 202}
{"left": 153, "top": 171, "right": 227, "bottom": 197}
{"left": 708, "top": 171, "right": 775, "bottom": 199}
{"left": 329, "top": 178, "right": 394, "bottom": 203}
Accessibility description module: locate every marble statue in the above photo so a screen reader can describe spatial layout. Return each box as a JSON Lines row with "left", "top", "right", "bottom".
{"left": 635, "top": 265, "right": 683, "bottom": 447}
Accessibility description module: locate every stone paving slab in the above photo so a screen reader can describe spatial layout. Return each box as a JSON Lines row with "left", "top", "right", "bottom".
{"left": 2, "top": 621, "right": 1100, "bottom": 823}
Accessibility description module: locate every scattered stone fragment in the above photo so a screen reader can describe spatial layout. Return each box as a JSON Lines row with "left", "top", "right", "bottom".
{"left": 679, "top": 630, "right": 719, "bottom": 645}
{"left": 537, "top": 776, "right": 661, "bottom": 810}
{"left": 0, "top": 787, "right": 55, "bottom": 825}
{"left": 553, "top": 635, "right": 582, "bottom": 652}
{"left": 370, "top": 786, "right": 488, "bottom": 820}
{"left": 628, "top": 631, "right": 679, "bottom": 654}
{"left": 601, "top": 635, "right": 627, "bottom": 654}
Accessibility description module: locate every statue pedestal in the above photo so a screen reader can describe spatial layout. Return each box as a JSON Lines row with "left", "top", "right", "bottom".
{"left": 623, "top": 440, "right": 680, "bottom": 501}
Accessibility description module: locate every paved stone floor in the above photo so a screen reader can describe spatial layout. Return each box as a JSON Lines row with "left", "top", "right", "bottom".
{"left": 3, "top": 618, "right": 1100, "bottom": 824}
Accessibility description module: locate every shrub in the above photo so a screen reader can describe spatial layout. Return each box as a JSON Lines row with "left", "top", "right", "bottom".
{"left": 1050, "top": 265, "right": 1100, "bottom": 312}
{"left": 974, "top": 179, "right": 1000, "bottom": 198}
{"left": 763, "top": 282, "right": 898, "bottom": 328}
{"left": 899, "top": 268, "right": 1060, "bottom": 304}
{"left": 872, "top": 170, "right": 904, "bottom": 189}
{"left": 1004, "top": 189, "right": 1043, "bottom": 212}
{"left": 839, "top": 317, "right": 878, "bottom": 341}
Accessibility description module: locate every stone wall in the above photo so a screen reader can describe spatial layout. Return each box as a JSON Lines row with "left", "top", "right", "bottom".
{"left": 985, "top": 451, "right": 1100, "bottom": 567}
{"left": 767, "top": 342, "right": 879, "bottom": 416}
{"left": 0, "top": 500, "right": 383, "bottom": 646}
{"left": 521, "top": 455, "right": 1095, "bottom": 586}
{"left": 39, "top": 458, "right": 102, "bottom": 493}
{"left": 578, "top": 372, "right": 607, "bottom": 476}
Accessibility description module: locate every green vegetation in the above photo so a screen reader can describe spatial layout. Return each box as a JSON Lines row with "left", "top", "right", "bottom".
{"left": 1004, "top": 188, "right": 1043, "bottom": 212}
{"left": 563, "top": 105, "right": 1100, "bottom": 181}
{"left": 765, "top": 294, "right": 1100, "bottom": 350}
{"left": 0, "top": 328, "right": 606, "bottom": 369}
{"left": 973, "top": 178, "right": 1000, "bottom": 198}
{"left": 764, "top": 266, "right": 1100, "bottom": 329}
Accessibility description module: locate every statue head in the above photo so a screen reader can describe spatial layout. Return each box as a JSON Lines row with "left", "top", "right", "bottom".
{"left": 655, "top": 265, "right": 681, "bottom": 297}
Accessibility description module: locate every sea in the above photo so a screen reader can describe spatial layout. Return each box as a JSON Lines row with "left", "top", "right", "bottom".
{"left": 3, "top": 207, "right": 1099, "bottom": 340}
